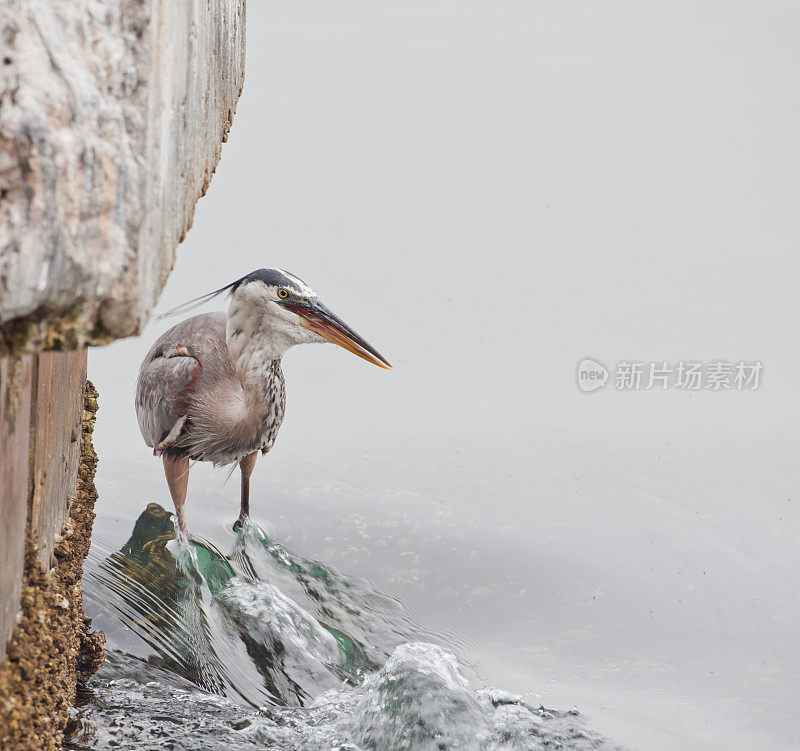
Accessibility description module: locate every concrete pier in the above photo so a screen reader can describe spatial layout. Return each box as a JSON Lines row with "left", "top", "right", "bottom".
{"left": 0, "top": 0, "right": 246, "bottom": 354}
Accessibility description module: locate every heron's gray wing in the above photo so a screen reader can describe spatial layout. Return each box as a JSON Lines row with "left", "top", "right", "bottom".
{"left": 135, "top": 345, "right": 201, "bottom": 453}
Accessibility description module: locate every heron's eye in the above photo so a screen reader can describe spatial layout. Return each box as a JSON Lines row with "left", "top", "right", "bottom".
{"left": 277, "top": 288, "right": 289, "bottom": 299}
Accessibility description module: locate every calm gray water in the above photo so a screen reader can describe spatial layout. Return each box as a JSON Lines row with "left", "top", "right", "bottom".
{"left": 71, "top": 2, "right": 799, "bottom": 750}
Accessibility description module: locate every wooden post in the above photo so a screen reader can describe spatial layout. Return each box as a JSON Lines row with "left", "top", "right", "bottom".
{"left": 0, "top": 351, "right": 87, "bottom": 658}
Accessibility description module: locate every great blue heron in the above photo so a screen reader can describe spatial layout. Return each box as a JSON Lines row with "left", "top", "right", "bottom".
{"left": 135, "top": 268, "right": 390, "bottom": 532}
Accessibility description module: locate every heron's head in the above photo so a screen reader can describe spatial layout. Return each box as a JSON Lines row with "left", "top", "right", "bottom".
{"left": 226, "top": 268, "right": 391, "bottom": 369}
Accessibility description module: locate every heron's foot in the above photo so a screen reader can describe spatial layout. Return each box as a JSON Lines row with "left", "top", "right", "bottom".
{"left": 233, "top": 514, "right": 250, "bottom": 532}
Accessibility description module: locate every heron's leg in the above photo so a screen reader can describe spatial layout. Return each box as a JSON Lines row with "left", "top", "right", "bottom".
{"left": 163, "top": 455, "right": 190, "bottom": 533}
{"left": 235, "top": 451, "right": 258, "bottom": 529}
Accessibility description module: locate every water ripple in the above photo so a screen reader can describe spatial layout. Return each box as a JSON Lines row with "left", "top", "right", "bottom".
{"left": 70, "top": 504, "right": 623, "bottom": 750}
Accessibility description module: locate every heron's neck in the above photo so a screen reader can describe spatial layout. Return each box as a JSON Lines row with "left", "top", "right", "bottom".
{"left": 225, "top": 304, "right": 286, "bottom": 402}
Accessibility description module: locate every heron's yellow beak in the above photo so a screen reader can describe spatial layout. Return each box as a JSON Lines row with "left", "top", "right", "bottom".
{"left": 292, "top": 300, "right": 391, "bottom": 370}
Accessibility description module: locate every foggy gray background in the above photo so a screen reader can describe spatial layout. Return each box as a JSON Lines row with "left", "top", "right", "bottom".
{"left": 89, "top": 2, "right": 799, "bottom": 749}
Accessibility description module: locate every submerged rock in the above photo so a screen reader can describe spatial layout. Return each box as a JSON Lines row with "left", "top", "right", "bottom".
{"left": 86, "top": 505, "right": 401, "bottom": 707}
{"left": 75, "top": 507, "right": 624, "bottom": 750}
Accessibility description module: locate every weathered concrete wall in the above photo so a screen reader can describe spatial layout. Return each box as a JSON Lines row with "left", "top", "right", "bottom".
{"left": 0, "top": 0, "right": 246, "bottom": 353}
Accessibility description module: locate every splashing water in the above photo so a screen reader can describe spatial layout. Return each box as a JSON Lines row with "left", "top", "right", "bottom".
{"left": 67, "top": 504, "right": 623, "bottom": 750}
